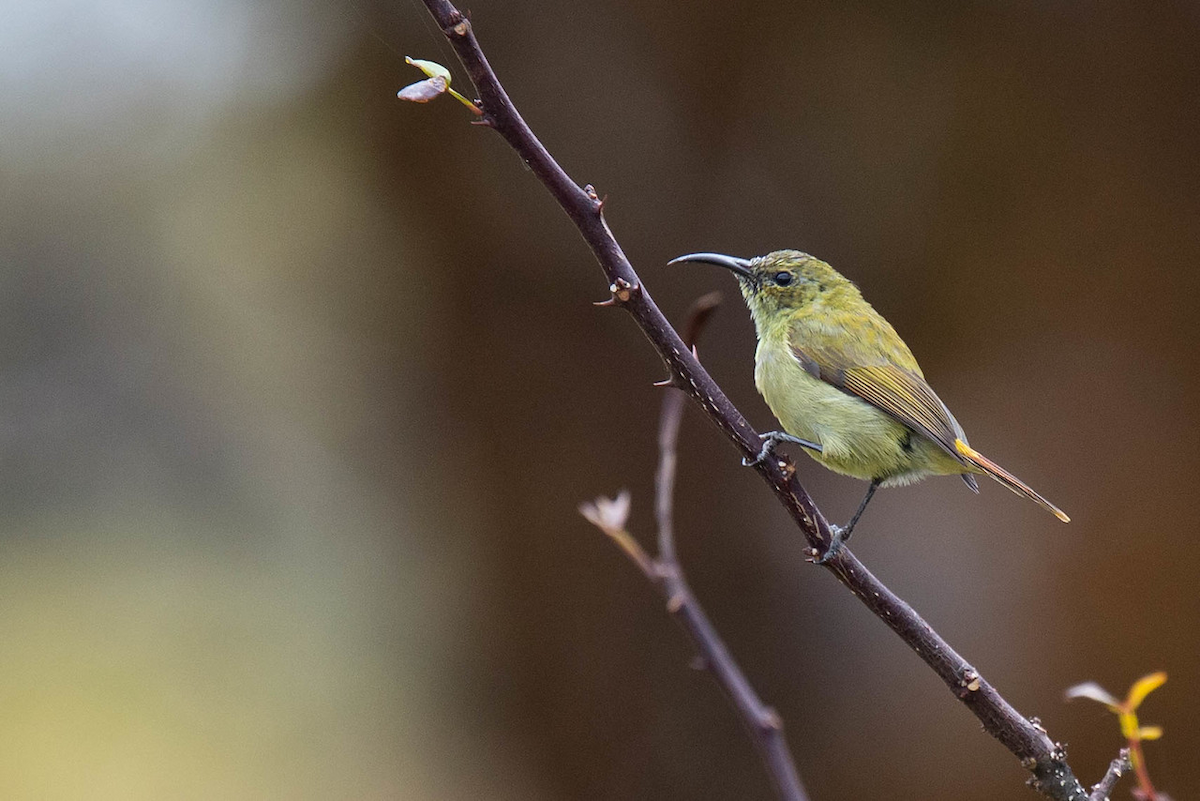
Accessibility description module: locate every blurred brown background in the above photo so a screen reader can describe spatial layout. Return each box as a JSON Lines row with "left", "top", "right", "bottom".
{"left": 2, "top": 1, "right": 1198, "bottom": 798}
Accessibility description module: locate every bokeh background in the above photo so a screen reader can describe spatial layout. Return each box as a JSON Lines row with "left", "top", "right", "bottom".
{"left": 2, "top": 1, "right": 1198, "bottom": 798}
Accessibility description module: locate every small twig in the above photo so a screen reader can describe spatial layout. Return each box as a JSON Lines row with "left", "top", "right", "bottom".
{"left": 1088, "top": 750, "right": 1131, "bottom": 801}
{"left": 414, "top": 2, "right": 1091, "bottom": 797}
{"left": 584, "top": 296, "right": 809, "bottom": 801}
{"left": 656, "top": 290, "right": 720, "bottom": 565}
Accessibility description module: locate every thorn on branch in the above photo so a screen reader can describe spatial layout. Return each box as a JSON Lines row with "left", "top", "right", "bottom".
{"left": 956, "top": 669, "right": 982, "bottom": 697}
{"left": 604, "top": 278, "right": 639, "bottom": 305}
{"left": 583, "top": 183, "right": 604, "bottom": 212}
{"left": 613, "top": 278, "right": 637, "bottom": 301}
{"left": 593, "top": 279, "right": 637, "bottom": 306}
{"left": 443, "top": 9, "right": 470, "bottom": 38}
{"left": 759, "top": 709, "right": 784, "bottom": 732}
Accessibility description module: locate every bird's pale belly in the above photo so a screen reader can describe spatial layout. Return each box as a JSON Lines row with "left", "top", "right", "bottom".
{"left": 754, "top": 343, "right": 964, "bottom": 485}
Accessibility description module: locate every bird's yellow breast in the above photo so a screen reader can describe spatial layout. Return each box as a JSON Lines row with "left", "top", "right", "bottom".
{"left": 754, "top": 335, "right": 955, "bottom": 484}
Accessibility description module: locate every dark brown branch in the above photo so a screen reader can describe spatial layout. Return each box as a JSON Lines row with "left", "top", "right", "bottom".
{"left": 1089, "top": 750, "right": 1131, "bottom": 801}
{"left": 583, "top": 295, "right": 809, "bottom": 801}
{"left": 414, "top": 2, "right": 1102, "bottom": 797}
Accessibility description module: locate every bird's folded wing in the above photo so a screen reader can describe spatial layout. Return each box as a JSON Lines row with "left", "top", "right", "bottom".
{"left": 788, "top": 319, "right": 966, "bottom": 458}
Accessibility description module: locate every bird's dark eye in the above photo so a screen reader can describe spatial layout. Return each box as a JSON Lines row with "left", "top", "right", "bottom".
{"left": 773, "top": 271, "right": 793, "bottom": 286}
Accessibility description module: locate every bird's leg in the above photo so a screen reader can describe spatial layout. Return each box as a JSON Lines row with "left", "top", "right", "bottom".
{"left": 742, "top": 431, "right": 823, "bottom": 467}
{"left": 816, "top": 479, "right": 880, "bottom": 564}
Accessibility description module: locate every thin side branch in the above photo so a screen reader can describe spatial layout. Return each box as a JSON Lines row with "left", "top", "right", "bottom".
{"left": 656, "top": 290, "right": 721, "bottom": 566}
{"left": 584, "top": 296, "right": 809, "bottom": 801}
{"left": 415, "top": 2, "right": 1103, "bottom": 797}
{"left": 1089, "top": 750, "right": 1131, "bottom": 801}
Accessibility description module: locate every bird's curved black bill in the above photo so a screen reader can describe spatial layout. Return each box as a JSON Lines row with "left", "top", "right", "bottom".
{"left": 668, "top": 252, "right": 754, "bottom": 280}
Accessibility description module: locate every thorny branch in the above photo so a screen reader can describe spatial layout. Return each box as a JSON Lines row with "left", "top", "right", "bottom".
{"left": 413, "top": 1, "right": 1130, "bottom": 797}
{"left": 582, "top": 294, "right": 808, "bottom": 801}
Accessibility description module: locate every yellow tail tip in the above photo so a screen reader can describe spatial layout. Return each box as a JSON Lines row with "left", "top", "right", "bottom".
{"left": 954, "top": 439, "right": 979, "bottom": 460}
{"left": 954, "top": 439, "right": 1070, "bottom": 523}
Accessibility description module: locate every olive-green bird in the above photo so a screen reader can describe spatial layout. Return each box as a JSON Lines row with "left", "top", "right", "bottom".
{"left": 670, "top": 250, "right": 1068, "bottom": 558}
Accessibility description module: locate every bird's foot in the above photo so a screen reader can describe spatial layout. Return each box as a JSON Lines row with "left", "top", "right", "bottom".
{"left": 814, "top": 478, "right": 879, "bottom": 563}
{"left": 742, "top": 431, "right": 822, "bottom": 467}
{"left": 814, "top": 524, "right": 847, "bottom": 565}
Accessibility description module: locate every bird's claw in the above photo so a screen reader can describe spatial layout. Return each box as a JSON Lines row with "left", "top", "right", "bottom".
{"left": 814, "top": 525, "right": 846, "bottom": 565}
{"left": 741, "top": 437, "right": 776, "bottom": 467}
{"left": 742, "top": 431, "right": 822, "bottom": 467}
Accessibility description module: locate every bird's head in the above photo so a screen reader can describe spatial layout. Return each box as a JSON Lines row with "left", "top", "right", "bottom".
{"left": 670, "top": 250, "right": 855, "bottom": 332}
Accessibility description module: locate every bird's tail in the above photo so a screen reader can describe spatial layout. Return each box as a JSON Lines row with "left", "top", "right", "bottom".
{"left": 954, "top": 439, "right": 1070, "bottom": 523}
